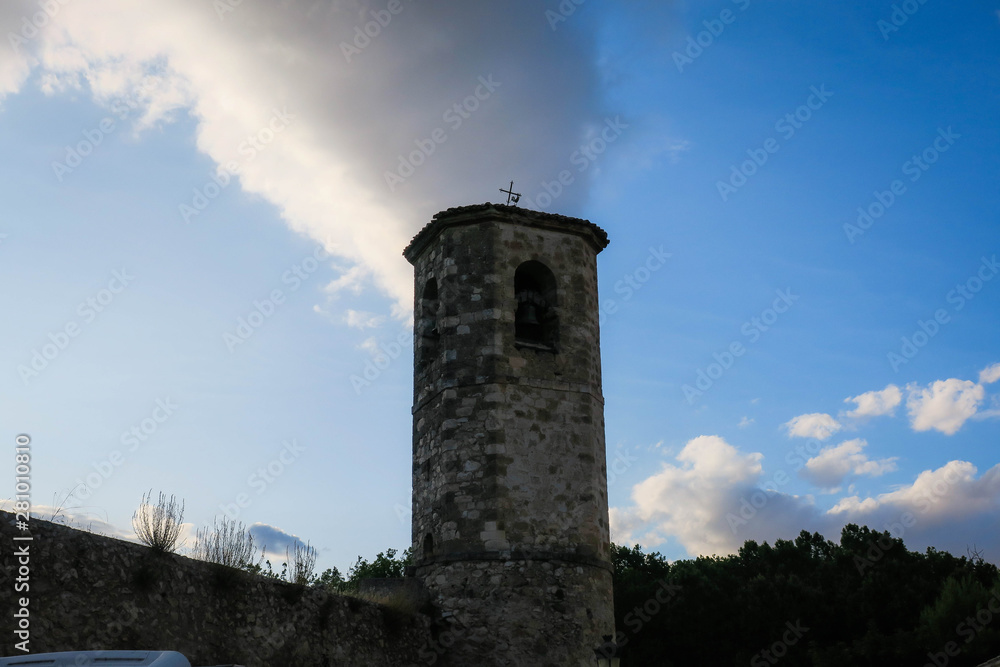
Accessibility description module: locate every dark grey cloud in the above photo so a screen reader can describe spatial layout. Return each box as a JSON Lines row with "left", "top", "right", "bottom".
{"left": 241, "top": 0, "right": 607, "bottom": 214}
{"left": 250, "top": 521, "right": 306, "bottom": 558}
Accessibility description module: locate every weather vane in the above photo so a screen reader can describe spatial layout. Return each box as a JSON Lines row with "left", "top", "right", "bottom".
{"left": 499, "top": 180, "right": 521, "bottom": 205}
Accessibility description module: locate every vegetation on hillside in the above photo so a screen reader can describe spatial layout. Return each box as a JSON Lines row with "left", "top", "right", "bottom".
{"left": 613, "top": 525, "right": 1000, "bottom": 666}
{"left": 313, "top": 547, "right": 412, "bottom": 592}
{"left": 129, "top": 490, "right": 999, "bottom": 663}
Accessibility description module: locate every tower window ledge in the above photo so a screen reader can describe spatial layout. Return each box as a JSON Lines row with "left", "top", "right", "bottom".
{"left": 514, "top": 339, "right": 557, "bottom": 353}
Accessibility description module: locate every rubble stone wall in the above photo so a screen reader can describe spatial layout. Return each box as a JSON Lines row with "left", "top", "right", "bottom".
{"left": 0, "top": 512, "right": 432, "bottom": 667}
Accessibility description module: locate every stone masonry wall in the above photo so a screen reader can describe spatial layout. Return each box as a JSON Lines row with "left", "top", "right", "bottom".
{"left": 0, "top": 512, "right": 432, "bottom": 666}
{"left": 403, "top": 204, "right": 615, "bottom": 666}
{"left": 407, "top": 206, "right": 611, "bottom": 565}
{"left": 421, "top": 558, "right": 614, "bottom": 667}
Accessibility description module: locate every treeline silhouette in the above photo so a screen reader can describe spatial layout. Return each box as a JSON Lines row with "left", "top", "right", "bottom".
{"left": 612, "top": 525, "right": 1000, "bottom": 666}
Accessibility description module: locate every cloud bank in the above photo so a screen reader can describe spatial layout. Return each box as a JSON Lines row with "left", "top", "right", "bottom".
{"left": 5, "top": 0, "right": 618, "bottom": 315}
{"left": 611, "top": 436, "right": 1000, "bottom": 562}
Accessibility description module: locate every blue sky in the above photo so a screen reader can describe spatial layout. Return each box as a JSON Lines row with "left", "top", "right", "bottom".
{"left": 1, "top": 1, "right": 998, "bottom": 572}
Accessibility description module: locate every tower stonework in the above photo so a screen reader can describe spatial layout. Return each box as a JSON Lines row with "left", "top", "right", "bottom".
{"left": 403, "top": 203, "right": 615, "bottom": 666}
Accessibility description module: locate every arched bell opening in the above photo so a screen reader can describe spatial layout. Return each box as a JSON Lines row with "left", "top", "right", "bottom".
{"left": 514, "top": 260, "right": 558, "bottom": 351}
{"left": 417, "top": 278, "right": 440, "bottom": 370}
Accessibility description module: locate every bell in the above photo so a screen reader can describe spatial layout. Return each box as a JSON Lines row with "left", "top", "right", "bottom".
{"left": 518, "top": 302, "right": 540, "bottom": 327}
{"left": 516, "top": 301, "right": 543, "bottom": 343}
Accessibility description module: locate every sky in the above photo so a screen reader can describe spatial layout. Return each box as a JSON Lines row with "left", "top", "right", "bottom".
{"left": 1, "top": 0, "right": 999, "bottom": 574}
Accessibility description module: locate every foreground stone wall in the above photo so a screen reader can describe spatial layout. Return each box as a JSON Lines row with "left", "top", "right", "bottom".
{"left": 0, "top": 512, "right": 431, "bottom": 666}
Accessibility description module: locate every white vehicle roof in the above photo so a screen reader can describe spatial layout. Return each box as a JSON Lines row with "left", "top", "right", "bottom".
{"left": 0, "top": 652, "right": 191, "bottom": 666}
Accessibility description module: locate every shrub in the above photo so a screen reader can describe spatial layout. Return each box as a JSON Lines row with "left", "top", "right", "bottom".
{"left": 287, "top": 540, "right": 317, "bottom": 585}
{"left": 193, "top": 517, "right": 259, "bottom": 569}
{"left": 132, "top": 490, "right": 185, "bottom": 553}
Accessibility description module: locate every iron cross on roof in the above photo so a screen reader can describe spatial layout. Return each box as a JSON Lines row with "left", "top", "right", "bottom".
{"left": 499, "top": 181, "right": 521, "bottom": 205}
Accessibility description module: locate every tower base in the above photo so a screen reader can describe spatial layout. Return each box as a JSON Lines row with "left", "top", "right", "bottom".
{"left": 418, "top": 557, "right": 614, "bottom": 667}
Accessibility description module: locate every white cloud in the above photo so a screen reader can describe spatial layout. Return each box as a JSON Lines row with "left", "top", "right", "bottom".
{"left": 738, "top": 416, "right": 754, "bottom": 428}
{"left": 358, "top": 336, "right": 380, "bottom": 356}
{"left": 783, "top": 413, "right": 842, "bottom": 440}
{"left": 828, "top": 460, "right": 1000, "bottom": 528}
{"left": 609, "top": 435, "right": 820, "bottom": 556}
{"left": 974, "top": 395, "right": 1000, "bottom": 421}
{"left": 801, "top": 438, "right": 898, "bottom": 489}
{"left": 611, "top": 438, "right": 1000, "bottom": 562}
{"left": 843, "top": 385, "right": 902, "bottom": 419}
{"left": 344, "top": 309, "right": 385, "bottom": 330}
{"left": 323, "top": 265, "right": 369, "bottom": 298}
{"left": 4, "top": 0, "right": 617, "bottom": 317}
{"left": 979, "top": 362, "right": 1000, "bottom": 385}
{"left": 907, "top": 379, "right": 985, "bottom": 435}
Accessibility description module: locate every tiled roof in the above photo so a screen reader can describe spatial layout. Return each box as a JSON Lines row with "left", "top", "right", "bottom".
{"left": 403, "top": 202, "right": 609, "bottom": 262}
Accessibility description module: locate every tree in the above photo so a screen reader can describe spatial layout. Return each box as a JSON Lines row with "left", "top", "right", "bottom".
{"left": 314, "top": 547, "right": 412, "bottom": 592}
{"left": 611, "top": 527, "right": 1000, "bottom": 666}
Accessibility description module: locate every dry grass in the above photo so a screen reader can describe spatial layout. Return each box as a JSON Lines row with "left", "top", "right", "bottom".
{"left": 192, "top": 517, "right": 259, "bottom": 568}
{"left": 132, "top": 490, "right": 185, "bottom": 553}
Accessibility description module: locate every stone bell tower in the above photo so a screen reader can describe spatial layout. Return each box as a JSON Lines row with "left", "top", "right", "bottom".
{"left": 403, "top": 202, "right": 615, "bottom": 666}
